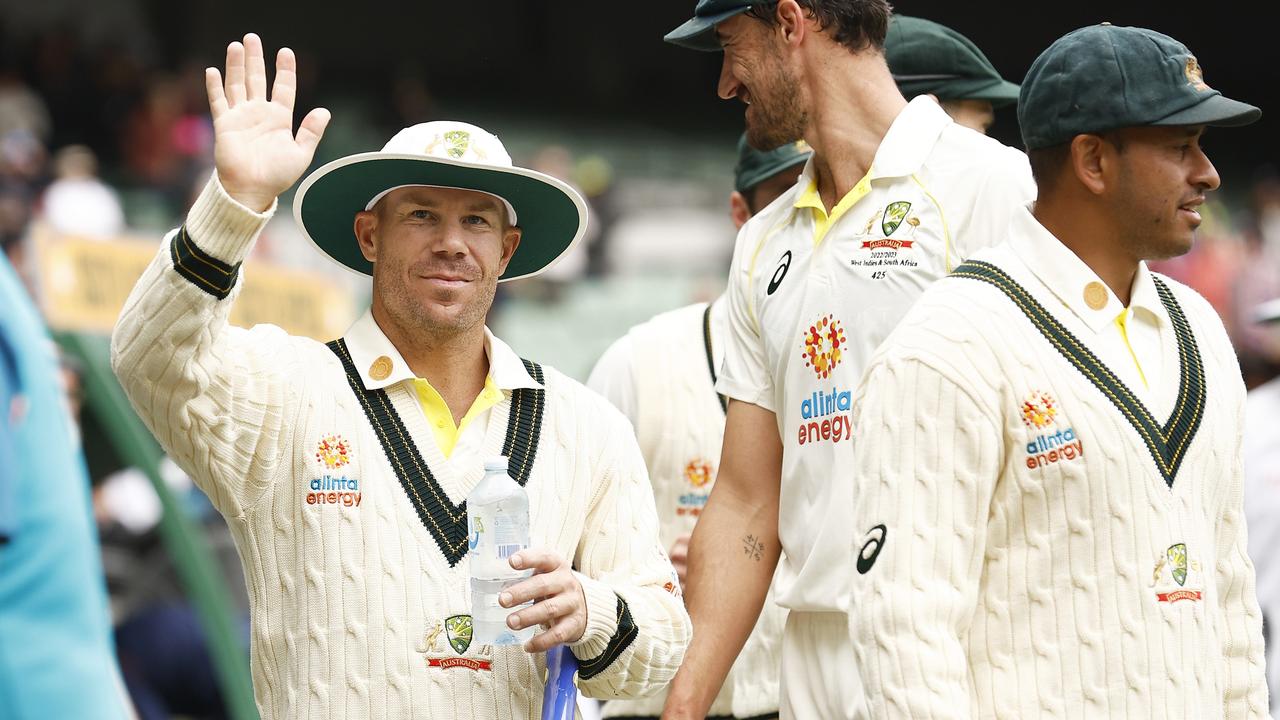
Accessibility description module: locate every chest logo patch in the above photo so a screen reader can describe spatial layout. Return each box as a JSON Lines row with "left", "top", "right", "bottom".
{"left": 418, "top": 615, "right": 492, "bottom": 671}
{"left": 881, "top": 201, "right": 912, "bottom": 236}
{"left": 315, "top": 434, "right": 352, "bottom": 469}
{"left": 1151, "top": 543, "right": 1204, "bottom": 603}
{"left": 801, "top": 314, "right": 846, "bottom": 379}
{"left": 1021, "top": 390, "right": 1084, "bottom": 470}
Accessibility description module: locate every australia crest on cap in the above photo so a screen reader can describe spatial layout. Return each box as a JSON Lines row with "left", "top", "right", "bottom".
{"left": 1184, "top": 56, "right": 1209, "bottom": 92}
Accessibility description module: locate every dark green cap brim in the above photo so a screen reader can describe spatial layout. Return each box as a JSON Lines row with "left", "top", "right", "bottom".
{"left": 896, "top": 76, "right": 1022, "bottom": 107}
{"left": 1154, "top": 92, "right": 1261, "bottom": 128}
{"left": 294, "top": 153, "right": 587, "bottom": 281}
{"left": 734, "top": 137, "right": 811, "bottom": 193}
{"left": 664, "top": 6, "right": 752, "bottom": 51}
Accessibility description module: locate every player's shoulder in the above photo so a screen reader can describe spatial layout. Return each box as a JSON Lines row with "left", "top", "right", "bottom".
{"left": 541, "top": 362, "right": 636, "bottom": 430}
{"left": 630, "top": 302, "right": 708, "bottom": 339}
{"left": 925, "top": 124, "right": 1034, "bottom": 193}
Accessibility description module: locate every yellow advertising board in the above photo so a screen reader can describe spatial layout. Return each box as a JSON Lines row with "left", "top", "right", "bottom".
{"left": 31, "top": 224, "right": 358, "bottom": 341}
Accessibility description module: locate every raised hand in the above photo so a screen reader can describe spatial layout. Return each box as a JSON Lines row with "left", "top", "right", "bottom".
{"left": 205, "top": 33, "right": 330, "bottom": 212}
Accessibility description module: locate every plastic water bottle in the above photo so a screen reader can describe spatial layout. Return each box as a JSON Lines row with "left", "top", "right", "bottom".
{"left": 468, "top": 456, "right": 535, "bottom": 646}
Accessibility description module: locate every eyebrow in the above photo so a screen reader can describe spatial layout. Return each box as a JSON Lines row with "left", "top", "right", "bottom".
{"left": 396, "top": 196, "right": 502, "bottom": 214}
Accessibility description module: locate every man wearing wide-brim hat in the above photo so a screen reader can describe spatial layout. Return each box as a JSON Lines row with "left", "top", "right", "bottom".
{"left": 112, "top": 33, "right": 689, "bottom": 720}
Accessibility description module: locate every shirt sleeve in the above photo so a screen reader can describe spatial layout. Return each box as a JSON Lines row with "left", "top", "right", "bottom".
{"left": 585, "top": 333, "right": 639, "bottom": 428}
{"left": 569, "top": 399, "right": 691, "bottom": 699}
{"left": 0, "top": 325, "right": 19, "bottom": 543}
{"left": 110, "top": 173, "right": 302, "bottom": 519}
{"left": 950, "top": 148, "right": 1035, "bottom": 264}
{"left": 850, "top": 351, "right": 1002, "bottom": 719}
{"left": 715, "top": 221, "right": 776, "bottom": 412}
{"left": 1217, "top": 381, "right": 1270, "bottom": 717}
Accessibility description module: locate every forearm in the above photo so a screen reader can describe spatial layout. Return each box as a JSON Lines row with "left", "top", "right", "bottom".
{"left": 111, "top": 174, "right": 282, "bottom": 514}
{"left": 664, "top": 480, "right": 779, "bottom": 716}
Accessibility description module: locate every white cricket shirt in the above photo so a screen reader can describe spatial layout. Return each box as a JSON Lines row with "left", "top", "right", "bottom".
{"left": 717, "top": 96, "right": 1035, "bottom": 612}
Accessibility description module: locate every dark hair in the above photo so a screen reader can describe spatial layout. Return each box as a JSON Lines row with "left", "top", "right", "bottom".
{"left": 1028, "top": 132, "right": 1127, "bottom": 195}
{"left": 746, "top": 0, "right": 893, "bottom": 53}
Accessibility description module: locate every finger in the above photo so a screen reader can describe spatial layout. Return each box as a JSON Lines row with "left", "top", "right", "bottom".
{"left": 507, "top": 593, "right": 572, "bottom": 631}
{"left": 205, "top": 68, "right": 228, "bottom": 120}
{"left": 271, "top": 47, "right": 297, "bottom": 111}
{"left": 510, "top": 548, "right": 563, "bottom": 573}
{"left": 524, "top": 616, "right": 584, "bottom": 654}
{"left": 225, "top": 41, "right": 246, "bottom": 106}
{"left": 295, "top": 107, "right": 330, "bottom": 156}
{"left": 499, "top": 571, "right": 567, "bottom": 607}
{"left": 244, "top": 33, "right": 268, "bottom": 101}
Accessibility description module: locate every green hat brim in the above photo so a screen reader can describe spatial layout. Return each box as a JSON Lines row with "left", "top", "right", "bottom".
{"left": 664, "top": 6, "right": 752, "bottom": 51}
{"left": 293, "top": 153, "right": 587, "bottom": 282}
{"left": 1153, "top": 93, "right": 1261, "bottom": 128}
{"left": 897, "top": 76, "right": 1021, "bottom": 108}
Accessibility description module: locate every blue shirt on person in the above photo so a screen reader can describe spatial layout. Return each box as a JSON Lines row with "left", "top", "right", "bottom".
{"left": 0, "top": 252, "right": 129, "bottom": 719}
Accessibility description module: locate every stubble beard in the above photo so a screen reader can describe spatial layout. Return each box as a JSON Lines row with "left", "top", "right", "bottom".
{"left": 375, "top": 259, "right": 497, "bottom": 345}
{"left": 745, "top": 62, "right": 808, "bottom": 152}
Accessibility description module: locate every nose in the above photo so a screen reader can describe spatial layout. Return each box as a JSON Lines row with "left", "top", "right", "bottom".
{"left": 429, "top": 222, "right": 470, "bottom": 258}
{"left": 1191, "top": 145, "right": 1221, "bottom": 192}
{"left": 717, "top": 53, "right": 740, "bottom": 101}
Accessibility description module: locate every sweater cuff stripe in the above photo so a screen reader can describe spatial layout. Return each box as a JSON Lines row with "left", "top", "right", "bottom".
{"left": 575, "top": 594, "right": 638, "bottom": 680}
{"left": 170, "top": 225, "right": 241, "bottom": 299}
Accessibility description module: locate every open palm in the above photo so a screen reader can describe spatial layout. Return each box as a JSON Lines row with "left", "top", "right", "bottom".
{"left": 205, "top": 33, "right": 330, "bottom": 213}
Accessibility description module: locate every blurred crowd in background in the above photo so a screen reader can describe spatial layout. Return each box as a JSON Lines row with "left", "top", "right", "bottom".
{"left": 2, "top": 19, "right": 1280, "bottom": 720}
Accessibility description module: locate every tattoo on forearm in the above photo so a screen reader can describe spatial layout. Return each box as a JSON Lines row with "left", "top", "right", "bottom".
{"left": 742, "top": 534, "right": 764, "bottom": 562}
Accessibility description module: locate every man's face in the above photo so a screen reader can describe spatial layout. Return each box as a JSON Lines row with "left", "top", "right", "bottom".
{"left": 1104, "top": 125, "right": 1221, "bottom": 261}
{"left": 357, "top": 186, "right": 520, "bottom": 340}
{"left": 939, "top": 99, "right": 995, "bottom": 135}
{"left": 716, "top": 14, "right": 808, "bottom": 151}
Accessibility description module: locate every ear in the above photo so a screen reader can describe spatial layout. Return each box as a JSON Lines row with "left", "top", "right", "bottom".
{"left": 354, "top": 210, "right": 379, "bottom": 263}
{"left": 496, "top": 226, "right": 522, "bottom": 276}
{"left": 774, "top": 0, "right": 807, "bottom": 47}
{"left": 1069, "top": 134, "right": 1110, "bottom": 196}
{"left": 729, "top": 190, "right": 753, "bottom": 229}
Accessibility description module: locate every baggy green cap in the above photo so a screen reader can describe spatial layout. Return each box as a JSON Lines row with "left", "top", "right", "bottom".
{"left": 885, "top": 15, "right": 1020, "bottom": 107}
{"left": 664, "top": 0, "right": 770, "bottom": 51}
{"left": 1019, "top": 23, "right": 1261, "bottom": 150}
{"left": 733, "top": 134, "right": 811, "bottom": 193}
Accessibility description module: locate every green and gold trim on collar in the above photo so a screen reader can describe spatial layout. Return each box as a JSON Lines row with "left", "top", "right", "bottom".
{"left": 953, "top": 260, "right": 1206, "bottom": 488}
{"left": 574, "top": 595, "right": 638, "bottom": 680}
{"left": 170, "top": 225, "right": 241, "bottom": 300}
{"left": 327, "top": 338, "right": 545, "bottom": 566}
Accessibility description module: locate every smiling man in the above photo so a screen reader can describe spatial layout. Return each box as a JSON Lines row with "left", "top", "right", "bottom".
{"left": 848, "top": 24, "right": 1268, "bottom": 717}
{"left": 661, "top": 2, "right": 1033, "bottom": 717}
{"left": 111, "top": 34, "right": 689, "bottom": 719}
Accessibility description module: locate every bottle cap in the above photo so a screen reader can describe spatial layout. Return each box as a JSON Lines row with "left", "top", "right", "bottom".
{"left": 484, "top": 456, "right": 509, "bottom": 473}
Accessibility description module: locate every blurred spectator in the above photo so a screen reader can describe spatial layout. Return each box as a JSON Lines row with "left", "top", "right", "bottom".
{"left": 0, "top": 65, "right": 51, "bottom": 144}
{"left": 39, "top": 144, "right": 125, "bottom": 238}
{"left": 0, "top": 248, "right": 132, "bottom": 719}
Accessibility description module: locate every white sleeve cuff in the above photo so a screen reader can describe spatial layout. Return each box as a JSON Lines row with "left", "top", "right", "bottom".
{"left": 184, "top": 171, "right": 277, "bottom": 265}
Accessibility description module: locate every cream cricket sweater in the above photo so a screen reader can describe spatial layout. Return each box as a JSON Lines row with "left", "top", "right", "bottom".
{"left": 111, "top": 177, "right": 691, "bottom": 720}
{"left": 848, "top": 210, "right": 1268, "bottom": 718}
{"left": 588, "top": 300, "right": 783, "bottom": 718}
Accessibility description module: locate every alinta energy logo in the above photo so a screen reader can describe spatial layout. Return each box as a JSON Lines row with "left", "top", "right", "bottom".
{"left": 306, "top": 434, "right": 362, "bottom": 508}
{"left": 801, "top": 314, "right": 846, "bottom": 380}
{"left": 798, "top": 314, "right": 852, "bottom": 446}
{"left": 678, "top": 458, "right": 714, "bottom": 517}
{"left": 1021, "top": 391, "right": 1083, "bottom": 470}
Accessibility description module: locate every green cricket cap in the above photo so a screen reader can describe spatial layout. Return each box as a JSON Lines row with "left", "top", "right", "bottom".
{"left": 1019, "top": 23, "right": 1261, "bottom": 151}
{"left": 734, "top": 134, "right": 811, "bottom": 193}
{"left": 665, "top": 0, "right": 770, "bottom": 51}
{"left": 885, "top": 15, "right": 1020, "bottom": 107}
